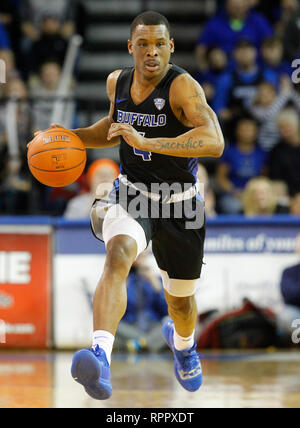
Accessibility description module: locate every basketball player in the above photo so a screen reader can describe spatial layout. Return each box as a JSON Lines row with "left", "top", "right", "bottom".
{"left": 39, "top": 11, "right": 224, "bottom": 399}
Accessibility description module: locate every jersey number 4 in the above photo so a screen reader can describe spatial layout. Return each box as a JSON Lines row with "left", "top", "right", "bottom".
{"left": 133, "top": 132, "right": 152, "bottom": 161}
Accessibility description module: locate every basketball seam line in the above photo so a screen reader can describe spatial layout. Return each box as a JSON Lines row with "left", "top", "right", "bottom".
{"left": 29, "top": 159, "right": 86, "bottom": 173}
{"left": 29, "top": 147, "right": 86, "bottom": 159}
{"left": 36, "top": 128, "right": 79, "bottom": 138}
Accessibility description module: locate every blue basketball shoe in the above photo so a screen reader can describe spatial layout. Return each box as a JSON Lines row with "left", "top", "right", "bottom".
{"left": 162, "top": 319, "right": 202, "bottom": 392}
{"left": 71, "top": 345, "right": 112, "bottom": 400}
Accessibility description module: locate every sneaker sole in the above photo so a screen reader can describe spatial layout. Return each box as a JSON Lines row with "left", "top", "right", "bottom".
{"left": 71, "top": 350, "right": 112, "bottom": 400}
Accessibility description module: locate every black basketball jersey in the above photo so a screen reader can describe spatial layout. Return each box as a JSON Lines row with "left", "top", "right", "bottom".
{"left": 112, "top": 64, "right": 198, "bottom": 191}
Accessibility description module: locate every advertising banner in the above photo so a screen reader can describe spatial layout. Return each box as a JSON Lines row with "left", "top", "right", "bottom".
{"left": 0, "top": 226, "right": 52, "bottom": 348}
{"left": 53, "top": 218, "right": 300, "bottom": 348}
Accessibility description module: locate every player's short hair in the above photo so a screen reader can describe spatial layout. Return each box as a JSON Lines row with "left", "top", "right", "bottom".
{"left": 130, "top": 11, "right": 171, "bottom": 38}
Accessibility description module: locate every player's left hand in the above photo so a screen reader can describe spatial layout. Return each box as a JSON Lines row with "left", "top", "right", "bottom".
{"left": 107, "top": 123, "right": 146, "bottom": 150}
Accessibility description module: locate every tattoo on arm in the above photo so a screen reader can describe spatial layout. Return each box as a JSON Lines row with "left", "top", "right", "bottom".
{"left": 188, "top": 91, "right": 203, "bottom": 100}
{"left": 154, "top": 137, "right": 204, "bottom": 152}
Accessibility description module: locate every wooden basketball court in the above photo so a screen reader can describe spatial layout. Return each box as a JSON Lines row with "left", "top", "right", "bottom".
{"left": 0, "top": 350, "right": 299, "bottom": 408}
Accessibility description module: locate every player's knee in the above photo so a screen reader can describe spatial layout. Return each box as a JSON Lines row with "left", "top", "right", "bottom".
{"left": 105, "top": 235, "right": 137, "bottom": 278}
{"left": 167, "top": 296, "right": 194, "bottom": 319}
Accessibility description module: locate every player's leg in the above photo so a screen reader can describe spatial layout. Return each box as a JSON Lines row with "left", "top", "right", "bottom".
{"left": 163, "top": 289, "right": 198, "bottom": 349}
{"left": 93, "top": 234, "right": 137, "bottom": 335}
{"left": 71, "top": 203, "right": 148, "bottom": 400}
{"left": 152, "top": 201, "right": 205, "bottom": 392}
{"left": 160, "top": 274, "right": 202, "bottom": 392}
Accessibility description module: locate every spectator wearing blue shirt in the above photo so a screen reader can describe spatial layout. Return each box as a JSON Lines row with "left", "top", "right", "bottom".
{"left": 213, "top": 39, "right": 278, "bottom": 119}
{"left": 216, "top": 118, "right": 267, "bottom": 213}
{"left": 122, "top": 272, "right": 168, "bottom": 328}
{"left": 0, "top": 22, "right": 11, "bottom": 49}
{"left": 194, "top": 46, "right": 229, "bottom": 86}
{"left": 261, "top": 36, "right": 293, "bottom": 87}
{"left": 0, "top": 0, "right": 20, "bottom": 52}
{"left": 194, "top": 47, "right": 229, "bottom": 108}
{"left": 196, "top": 0, "right": 273, "bottom": 71}
{"left": 115, "top": 253, "right": 169, "bottom": 353}
{"left": 276, "top": 234, "right": 300, "bottom": 336}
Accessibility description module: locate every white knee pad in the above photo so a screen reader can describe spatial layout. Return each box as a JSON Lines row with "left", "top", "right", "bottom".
{"left": 160, "top": 270, "right": 200, "bottom": 297}
{"left": 103, "top": 204, "right": 147, "bottom": 258}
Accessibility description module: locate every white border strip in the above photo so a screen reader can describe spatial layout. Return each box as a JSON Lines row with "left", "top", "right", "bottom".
{"left": 0, "top": 225, "right": 52, "bottom": 234}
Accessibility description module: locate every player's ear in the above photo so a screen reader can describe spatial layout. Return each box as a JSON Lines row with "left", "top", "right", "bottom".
{"left": 128, "top": 39, "right": 133, "bottom": 55}
{"left": 170, "top": 38, "right": 175, "bottom": 54}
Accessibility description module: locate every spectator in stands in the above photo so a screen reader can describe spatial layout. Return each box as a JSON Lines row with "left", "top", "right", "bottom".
{"left": 276, "top": 0, "right": 300, "bottom": 61}
{"left": 29, "top": 16, "right": 68, "bottom": 74}
{"left": 30, "top": 60, "right": 74, "bottom": 132}
{"left": 0, "top": 76, "right": 31, "bottom": 214}
{"left": 0, "top": 0, "right": 20, "bottom": 53}
{"left": 19, "top": 0, "right": 75, "bottom": 78}
{"left": 20, "top": 0, "right": 75, "bottom": 44}
{"left": 114, "top": 252, "right": 169, "bottom": 353}
{"left": 251, "top": 0, "right": 281, "bottom": 25}
{"left": 268, "top": 108, "right": 300, "bottom": 196}
{"left": 194, "top": 46, "right": 228, "bottom": 110}
{"left": 261, "top": 36, "right": 292, "bottom": 84}
{"left": 194, "top": 46, "right": 228, "bottom": 86}
{"left": 272, "top": 180, "right": 291, "bottom": 210}
{"left": 196, "top": 0, "right": 273, "bottom": 70}
{"left": 290, "top": 192, "right": 300, "bottom": 215}
{"left": 216, "top": 118, "right": 267, "bottom": 213}
{"left": 0, "top": 21, "right": 11, "bottom": 49}
{"left": 0, "top": 49, "right": 20, "bottom": 98}
{"left": 213, "top": 38, "right": 277, "bottom": 134}
{"left": 276, "top": 233, "right": 300, "bottom": 336}
{"left": 64, "top": 158, "right": 120, "bottom": 219}
{"left": 2, "top": 76, "right": 32, "bottom": 151}
{"left": 242, "top": 176, "right": 289, "bottom": 216}
{"left": 197, "top": 162, "right": 216, "bottom": 218}
{"left": 245, "top": 76, "right": 293, "bottom": 152}
{"left": 281, "top": 4, "right": 300, "bottom": 62}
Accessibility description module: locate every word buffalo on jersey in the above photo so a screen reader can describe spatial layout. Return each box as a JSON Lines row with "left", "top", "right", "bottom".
{"left": 113, "top": 65, "right": 198, "bottom": 189}
{"left": 117, "top": 109, "right": 166, "bottom": 127}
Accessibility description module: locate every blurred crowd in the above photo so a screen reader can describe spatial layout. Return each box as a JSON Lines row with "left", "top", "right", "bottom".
{"left": 0, "top": 0, "right": 84, "bottom": 215}
{"left": 0, "top": 0, "right": 299, "bottom": 217}
{"left": 196, "top": 0, "right": 300, "bottom": 218}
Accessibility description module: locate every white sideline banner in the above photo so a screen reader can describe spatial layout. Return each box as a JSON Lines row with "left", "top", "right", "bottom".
{"left": 53, "top": 252, "right": 298, "bottom": 348}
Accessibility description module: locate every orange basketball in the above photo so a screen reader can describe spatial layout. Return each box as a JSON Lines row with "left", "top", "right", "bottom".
{"left": 27, "top": 127, "right": 87, "bottom": 187}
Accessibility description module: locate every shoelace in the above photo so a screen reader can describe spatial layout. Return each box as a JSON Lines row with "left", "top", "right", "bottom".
{"left": 179, "top": 348, "right": 201, "bottom": 372}
{"left": 91, "top": 344, "right": 101, "bottom": 357}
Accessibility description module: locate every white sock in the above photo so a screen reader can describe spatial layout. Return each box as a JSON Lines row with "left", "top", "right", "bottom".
{"left": 92, "top": 330, "right": 115, "bottom": 365}
{"left": 173, "top": 328, "right": 195, "bottom": 351}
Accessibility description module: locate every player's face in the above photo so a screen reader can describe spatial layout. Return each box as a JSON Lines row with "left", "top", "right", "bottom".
{"left": 128, "top": 25, "right": 174, "bottom": 79}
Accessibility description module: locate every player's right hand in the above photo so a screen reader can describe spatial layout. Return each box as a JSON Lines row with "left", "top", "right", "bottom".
{"left": 27, "top": 123, "right": 65, "bottom": 148}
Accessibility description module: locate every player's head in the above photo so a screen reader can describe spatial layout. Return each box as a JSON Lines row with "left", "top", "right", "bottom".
{"left": 128, "top": 11, "right": 174, "bottom": 79}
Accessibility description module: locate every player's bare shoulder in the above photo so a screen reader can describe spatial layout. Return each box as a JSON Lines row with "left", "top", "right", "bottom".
{"left": 169, "top": 72, "right": 207, "bottom": 127}
{"left": 106, "top": 69, "right": 123, "bottom": 102}
{"left": 170, "top": 72, "right": 206, "bottom": 110}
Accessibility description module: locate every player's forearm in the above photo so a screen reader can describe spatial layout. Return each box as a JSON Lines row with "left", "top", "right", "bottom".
{"left": 144, "top": 125, "right": 224, "bottom": 158}
{"left": 143, "top": 105, "right": 224, "bottom": 158}
{"left": 73, "top": 117, "right": 120, "bottom": 149}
